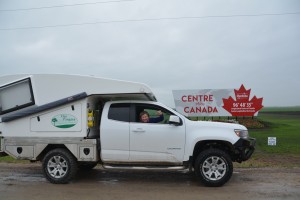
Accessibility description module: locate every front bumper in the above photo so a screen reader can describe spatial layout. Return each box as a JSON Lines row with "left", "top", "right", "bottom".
{"left": 233, "top": 137, "right": 256, "bottom": 163}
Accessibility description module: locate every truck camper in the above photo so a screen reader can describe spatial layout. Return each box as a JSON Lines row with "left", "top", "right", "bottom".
{"left": 0, "top": 74, "right": 255, "bottom": 187}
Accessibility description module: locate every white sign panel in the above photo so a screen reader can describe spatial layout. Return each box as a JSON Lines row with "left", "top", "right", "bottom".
{"left": 172, "top": 89, "right": 234, "bottom": 117}
{"left": 268, "top": 137, "right": 277, "bottom": 146}
{"left": 173, "top": 85, "right": 263, "bottom": 117}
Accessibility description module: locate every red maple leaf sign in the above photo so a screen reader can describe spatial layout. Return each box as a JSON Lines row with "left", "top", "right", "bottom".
{"left": 222, "top": 84, "right": 263, "bottom": 116}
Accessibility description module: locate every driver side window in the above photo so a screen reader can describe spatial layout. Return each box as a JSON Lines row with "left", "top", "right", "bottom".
{"left": 135, "top": 104, "right": 172, "bottom": 124}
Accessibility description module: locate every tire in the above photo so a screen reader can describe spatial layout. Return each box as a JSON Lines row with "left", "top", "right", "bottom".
{"left": 42, "top": 148, "right": 78, "bottom": 184}
{"left": 194, "top": 148, "right": 233, "bottom": 187}
{"left": 78, "top": 162, "right": 98, "bottom": 170}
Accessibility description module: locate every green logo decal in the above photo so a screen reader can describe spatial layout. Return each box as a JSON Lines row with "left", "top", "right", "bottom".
{"left": 51, "top": 114, "right": 78, "bottom": 128}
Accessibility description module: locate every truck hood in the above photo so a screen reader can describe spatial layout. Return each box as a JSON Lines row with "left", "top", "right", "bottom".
{"left": 188, "top": 120, "right": 246, "bottom": 130}
{"left": 184, "top": 119, "right": 247, "bottom": 145}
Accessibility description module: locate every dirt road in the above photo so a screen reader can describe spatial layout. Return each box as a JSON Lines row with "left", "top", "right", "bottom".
{"left": 0, "top": 162, "right": 299, "bottom": 200}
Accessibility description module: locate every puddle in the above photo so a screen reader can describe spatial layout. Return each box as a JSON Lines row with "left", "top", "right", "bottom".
{"left": 98, "top": 179, "right": 120, "bottom": 185}
{"left": 0, "top": 173, "right": 45, "bottom": 183}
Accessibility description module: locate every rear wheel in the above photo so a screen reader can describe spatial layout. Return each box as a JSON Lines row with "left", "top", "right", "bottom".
{"left": 194, "top": 148, "right": 233, "bottom": 187}
{"left": 42, "top": 148, "right": 78, "bottom": 184}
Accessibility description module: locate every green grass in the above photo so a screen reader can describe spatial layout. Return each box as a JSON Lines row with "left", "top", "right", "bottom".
{"left": 0, "top": 155, "right": 29, "bottom": 163}
{"left": 252, "top": 112, "right": 300, "bottom": 154}
{"left": 260, "top": 106, "right": 300, "bottom": 112}
{"left": 235, "top": 108, "right": 300, "bottom": 168}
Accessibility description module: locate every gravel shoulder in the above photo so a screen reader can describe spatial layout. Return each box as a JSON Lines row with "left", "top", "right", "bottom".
{"left": 0, "top": 162, "right": 299, "bottom": 200}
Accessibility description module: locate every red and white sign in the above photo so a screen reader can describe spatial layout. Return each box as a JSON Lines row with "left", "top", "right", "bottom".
{"left": 222, "top": 84, "right": 263, "bottom": 116}
{"left": 172, "top": 84, "right": 263, "bottom": 117}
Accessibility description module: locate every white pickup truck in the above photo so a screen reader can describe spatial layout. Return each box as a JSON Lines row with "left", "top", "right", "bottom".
{"left": 0, "top": 74, "right": 255, "bottom": 187}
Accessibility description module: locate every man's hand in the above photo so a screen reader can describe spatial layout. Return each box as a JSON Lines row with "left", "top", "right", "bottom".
{"left": 157, "top": 110, "right": 163, "bottom": 116}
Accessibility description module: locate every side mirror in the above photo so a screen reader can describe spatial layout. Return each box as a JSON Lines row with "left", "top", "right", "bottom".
{"left": 169, "top": 115, "right": 181, "bottom": 125}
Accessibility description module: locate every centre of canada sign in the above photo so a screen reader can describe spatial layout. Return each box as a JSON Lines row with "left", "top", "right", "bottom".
{"left": 172, "top": 84, "right": 263, "bottom": 117}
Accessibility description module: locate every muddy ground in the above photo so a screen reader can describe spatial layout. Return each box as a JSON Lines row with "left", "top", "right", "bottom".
{"left": 0, "top": 163, "right": 299, "bottom": 200}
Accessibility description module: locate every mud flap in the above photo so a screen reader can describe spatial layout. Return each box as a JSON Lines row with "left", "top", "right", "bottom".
{"left": 0, "top": 151, "right": 8, "bottom": 157}
{"left": 0, "top": 137, "right": 6, "bottom": 157}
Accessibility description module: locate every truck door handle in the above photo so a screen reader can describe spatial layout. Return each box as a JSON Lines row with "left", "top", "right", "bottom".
{"left": 132, "top": 128, "right": 145, "bottom": 133}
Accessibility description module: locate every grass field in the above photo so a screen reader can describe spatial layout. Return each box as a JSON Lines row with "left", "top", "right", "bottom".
{"left": 0, "top": 155, "right": 28, "bottom": 163}
{"left": 236, "top": 107, "right": 300, "bottom": 168}
{"left": 260, "top": 106, "right": 300, "bottom": 112}
{"left": 253, "top": 113, "right": 300, "bottom": 154}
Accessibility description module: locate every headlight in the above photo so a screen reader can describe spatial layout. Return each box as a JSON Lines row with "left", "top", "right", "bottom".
{"left": 234, "top": 129, "right": 249, "bottom": 139}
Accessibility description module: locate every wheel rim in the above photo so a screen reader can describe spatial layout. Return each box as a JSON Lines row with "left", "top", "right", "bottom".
{"left": 47, "top": 155, "right": 68, "bottom": 179}
{"left": 201, "top": 156, "right": 227, "bottom": 181}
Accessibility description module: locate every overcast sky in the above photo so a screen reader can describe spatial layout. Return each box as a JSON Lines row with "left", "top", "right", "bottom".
{"left": 0, "top": 0, "right": 299, "bottom": 107}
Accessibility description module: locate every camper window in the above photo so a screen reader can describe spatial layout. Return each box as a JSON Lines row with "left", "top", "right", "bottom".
{"left": 0, "top": 78, "right": 35, "bottom": 114}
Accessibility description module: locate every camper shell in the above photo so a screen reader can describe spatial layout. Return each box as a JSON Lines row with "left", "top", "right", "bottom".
{"left": 0, "top": 74, "right": 156, "bottom": 160}
{"left": 0, "top": 74, "right": 255, "bottom": 187}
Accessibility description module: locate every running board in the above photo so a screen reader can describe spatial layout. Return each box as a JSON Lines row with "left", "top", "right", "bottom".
{"left": 102, "top": 165, "right": 187, "bottom": 171}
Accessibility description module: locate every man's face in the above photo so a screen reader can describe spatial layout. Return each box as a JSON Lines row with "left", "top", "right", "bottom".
{"left": 140, "top": 114, "right": 149, "bottom": 123}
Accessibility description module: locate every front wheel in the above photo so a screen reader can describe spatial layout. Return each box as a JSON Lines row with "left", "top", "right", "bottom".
{"left": 42, "top": 148, "right": 78, "bottom": 184}
{"left": 194, "top": 148, "right": 233, "bottom": 187}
